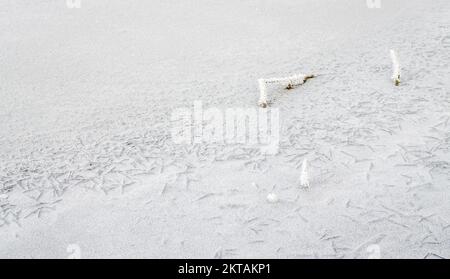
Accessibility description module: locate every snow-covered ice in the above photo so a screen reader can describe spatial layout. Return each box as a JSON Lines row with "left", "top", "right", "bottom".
{"left": 0, "top": 0, "right": 449, "bottom": 258}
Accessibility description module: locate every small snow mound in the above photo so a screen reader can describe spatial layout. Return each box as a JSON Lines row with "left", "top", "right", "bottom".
{"left": 266, "top": 193, "right": 279, "bottom": 203}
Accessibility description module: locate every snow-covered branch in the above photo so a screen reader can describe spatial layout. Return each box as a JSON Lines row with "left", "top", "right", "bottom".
{"left": 258, "top": 74, "right": 315, "bottom": 107}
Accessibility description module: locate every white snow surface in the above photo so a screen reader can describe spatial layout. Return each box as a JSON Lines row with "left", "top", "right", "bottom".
{"left": 0, "top": 0, "right": 449, "bottom": 258}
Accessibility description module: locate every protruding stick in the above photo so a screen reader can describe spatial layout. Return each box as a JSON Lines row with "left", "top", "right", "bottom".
{"left": 299, "top": 158, "right": 310, "bottom": 188}
{"left": 258, "top": 78, "right": 268, "bottom": 108}
{"left": 390, "top": 50, "right": 401, "bottom": 86}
